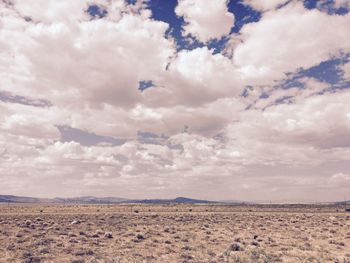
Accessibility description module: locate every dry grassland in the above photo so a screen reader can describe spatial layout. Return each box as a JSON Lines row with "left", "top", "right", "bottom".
{"left": 0, "top": 204, "right": 349, "bottom": 263}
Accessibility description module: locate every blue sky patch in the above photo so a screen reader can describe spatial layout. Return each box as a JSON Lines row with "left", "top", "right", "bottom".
{"left": 228, "top": 0, "right": 261, "bottom": 33}
{"left": 87, "top": 4, "right": 108, "bottom": 19}
{"left": 304, "top": 0, "right": 349, "bottom": 15}
{"left": 57, "top": 126, "right": 125, "bottom": 146}
{"left": 138, "top": 80, "right": 154, "bottom": 91}
{"left": 0, "top": 91, "right": 52, "bottom": 107}
{"left": 150, "top": 0, "right": 261, "bottom": 53}
{"left": 280, "top": 54, "right": 350, "bottom": 90}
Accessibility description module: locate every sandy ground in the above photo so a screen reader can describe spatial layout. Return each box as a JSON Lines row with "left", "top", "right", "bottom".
{"left": 0, "top": 204, "right": 349, "bottom": 263}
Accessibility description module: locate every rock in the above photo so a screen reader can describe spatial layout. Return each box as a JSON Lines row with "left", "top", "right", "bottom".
{"left": 74, "top": 250, "right": 85, "bottom": 256}
{"left": 39, "top": 248, "right": 49, "bottom": 254}
{"left": 234, "top": 237, "right": 242, "bottom": 242}
{"left": 230, "top": 242, "right": 243, "bottom": 251}
{"left": 96, "top": 229, "right": 104, "bottom": 235}
{"left": 76, "top": 249, "right": 93, "bottom": 256}
{"left": 16, "top": 232, "right": 24, "bottom": 238}
{"left": 24, "top": 257, "right": 41, "bottom": 263}
{"left": 104, "top": 232, "right": 113, "bottom": 239}
{"left": 68, "top": 232, "right": 77, "bottom": 237}
{"left": 70, "top": 220, "right": 81, "bottom": 225}
{"left": 251, "top": 240, "right": 260, "bottom": 246}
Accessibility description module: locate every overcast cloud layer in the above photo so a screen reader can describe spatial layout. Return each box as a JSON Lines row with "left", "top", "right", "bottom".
{"left": 1, "top": 0, "right": 350, "bottom": 202}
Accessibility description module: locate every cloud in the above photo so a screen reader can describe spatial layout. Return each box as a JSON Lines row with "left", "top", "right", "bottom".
{"left": 328, "top": 172, "right": 350, "bottom": 189}
{"left": 340, "top": 61, "right": 350, "bottom": 80}
{"left": 245, "top": 77, "right": 330, "bottom": 110}
{"left": 232, "top": 1, "right": 350, "bottom": 85}
{"left": 12, "top": 0, "right": 90, "bottom": 23}
{"left": 1, "top": 1, "right": 174, "bottom": 108}
{"left": 144, "top": 47, "right": 243, "bottom": 106}
{"left": 243, "top": 0, "right": 289, "bottom": 12}
{"left": 229, "top": 89, "right": 350, "bottom": 155}
{"left": 316, "top": 0, "right": 350, "bottom": 12}
{"left": 0, "top": 0, "right": 349, "bottom": 201}
{"left": 0, "top": 102, "right": 61, "bottom": 140}
{"left": 175, "top": 0, "right": 234, "bottom": 43}
{"left": 334, "top": 0, "right": 350, "bottom": 8}
{"left": 331, "top": 172, "right": 350, "bottom": 181}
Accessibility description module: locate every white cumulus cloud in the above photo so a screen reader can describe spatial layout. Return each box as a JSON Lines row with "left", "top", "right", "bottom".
{"left": 175, "top": 0, "right": 234, "bottom": 43}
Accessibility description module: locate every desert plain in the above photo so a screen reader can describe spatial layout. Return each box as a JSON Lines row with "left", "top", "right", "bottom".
{"left": 0, "top": 204, "right": 349, "bottom": 263}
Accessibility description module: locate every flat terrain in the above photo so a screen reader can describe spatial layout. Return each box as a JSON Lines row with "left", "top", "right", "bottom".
{"left": 0, "top": 204, "right": 349, "bottom": 263}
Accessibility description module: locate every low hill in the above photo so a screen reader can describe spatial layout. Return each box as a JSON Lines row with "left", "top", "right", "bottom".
{"left": 0, "top": 195, "right": 215, "bottom": 204}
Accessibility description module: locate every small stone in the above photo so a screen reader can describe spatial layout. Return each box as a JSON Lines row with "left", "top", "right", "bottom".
{"left": 68, "top": 232, "right": 77, "bottom": 237}
{"left": 70, "top": 220, "right": 80, "bottom": 225}
{"left": 96, "top": 230, "right": 104, "bottom": 235}
{"left": 39, "top": 248, "right": 49, "bottom": 254}
{"left": 104, "top": 232, "right": 113, "bottom": 239}
{"left": 251, "top": 240, "right": 260, "bottom": 246}
{"left": 230, "top": 242, "right": 243, "bottom": 251}
{"left": 16, "top": 232, "right": 24, "bottom": 238}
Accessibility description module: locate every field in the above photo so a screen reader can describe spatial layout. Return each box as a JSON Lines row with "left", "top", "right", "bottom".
{"left": 0, "top": 204, "right": 349, "bottom": 263}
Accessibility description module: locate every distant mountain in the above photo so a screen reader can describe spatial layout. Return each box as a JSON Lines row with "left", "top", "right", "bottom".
{"left": 126, "top": 197, "right": 217, "bottom": 204}
{"left": 0, "top": 195, "right": 128, "bottom": 204}
{"left": 2, "top": 195, "right": 347, "bottom": 205}
{"left": 218, "top": 199, "right": 247, "bottom": 204}
{"left": 53, "top": 196, "right": 129, "bottom": 204}
{"left": 335, "top": 200, "right": 350, "bottom": 205}
{"left": 174, "top": 197, "right": 216, "bottom": 204}
{"left": 0, "top": 195, "right": 51, "bottom": 203}
{"left": 0, "top": 195, "right": 216, "bottom": 204}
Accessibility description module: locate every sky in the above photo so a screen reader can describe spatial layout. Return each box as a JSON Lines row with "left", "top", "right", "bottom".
{"left": 0, "top": 0, "right": 350, "bottom": 202}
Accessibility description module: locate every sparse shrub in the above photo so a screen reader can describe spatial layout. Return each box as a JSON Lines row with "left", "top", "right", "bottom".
{"left": 230, "top": 242, "right": 243, "bottom": 251}
{"left": 136, "top": 234, "right": 144, "bottom": 240}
